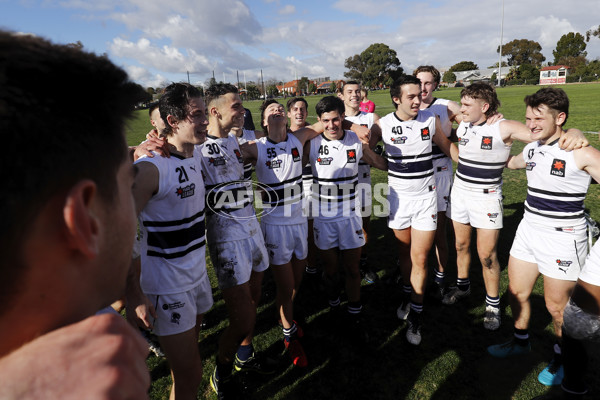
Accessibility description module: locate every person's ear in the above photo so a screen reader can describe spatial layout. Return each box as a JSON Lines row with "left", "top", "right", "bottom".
{"left": 63, "top": 180, "right": 101, "bottom": 259}
{"left": 481, "top": 102, "right": 490, "bottom": 114}
{"left": 166, "top": 115, "right": 178, "bottom": 128}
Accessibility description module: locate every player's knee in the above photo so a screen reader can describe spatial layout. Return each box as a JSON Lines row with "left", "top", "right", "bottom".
{"left": 455, "top": 240, "right": 469, "bottom": 253}
{"left": 508, "top": 285, "right": 528, "bottom": 303}
{"left": 411, "top": 253, "right": 428, "bottom": 268}
{"left": 481, "top": 255, "right": 494, "bottom": 269}
{"left": 563, "top": 299, "right": 600, "bottom": 341}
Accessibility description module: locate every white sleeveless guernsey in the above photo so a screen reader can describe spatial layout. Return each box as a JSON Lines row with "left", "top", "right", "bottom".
{"left": 136, "top": 149, "right": 207, "bottom": 295}
{"left": 254, "top": 134, "right": 305, "bottom": 225}
{"left": 379, "top": 109, "right": 436, "bottom": 198}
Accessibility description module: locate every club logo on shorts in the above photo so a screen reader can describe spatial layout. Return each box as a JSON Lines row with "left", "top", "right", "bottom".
{"left": 234, "top": 149, "right": 243, "bottom": 163}
{"left": 176, "top": 183, "right": 196, "bottom": 199}
{"left": 162, "top": 301, "right": 185, "bottom": 311}
{"left": 266, "top": 159, "right": 282, "bottom": 169}
{"left": 431, "top": 214, "right": 437, "bottom": 221}
{"left": 347, "top": 149, "right": 357, "bottom": 163}
{"left": 291, "top": 147, "right": 301, "bottom": 162}
{"left": 556, "top": 259, "right": 573, "bottom": 273}
{"left": 421, "top": 127, "right": 431, "bottom": 141}
{"left": 391, "top": 136, "right": 407, "bottom": 144}
{"left": 487, "top": 212, "right": 499, "bottom": 222}
{"left": 481, "top": 136, "right": 493, "bottom": 150}
{"left": 317, "top": 157, "right": 333, "bottom": 165}
{"left": 458, "top": 138, "right": 469, "bottom": 146}
{"left": 550, "top": 159, "right": 566, "bottom": 177}
{"left": 170, "top": 312, "right": 181, "bottom": 324}
{"left": 208, "top": 157, "right": 226, "bottom": 166}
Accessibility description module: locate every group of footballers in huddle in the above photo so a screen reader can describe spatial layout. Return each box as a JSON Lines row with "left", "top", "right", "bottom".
{"left": 6, "top": 34, "right": 600, "bottom": 400}
{"left": 127, "top": 66, "right": 600, "bottom": 400}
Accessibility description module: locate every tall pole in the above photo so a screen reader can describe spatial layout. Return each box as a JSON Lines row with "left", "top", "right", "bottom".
{"left": 498, "top": 0, "right": 504, "bottom": 86}
{"left": 261, "top": 69, "right": 265, "bottom": 99}
{"left": 187, "top": 70, "right": 190, "bottom": 84}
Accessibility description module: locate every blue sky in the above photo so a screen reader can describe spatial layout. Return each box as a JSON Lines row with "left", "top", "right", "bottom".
{"left": 2, "top": 0, "right": 599, "bottom": 88}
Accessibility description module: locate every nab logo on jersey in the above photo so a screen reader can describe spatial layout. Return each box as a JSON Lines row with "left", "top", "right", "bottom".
{"left": 481, "top": 136, "right": 493, "bottom": 150}
{"left": 347, "top": 149, "right": 357, "bottom": 163}
{"left": 208, "top": 157, "right": 226, "bottom": 166}
{"left": 551, "top": 159, "right": 566, "bottom": 177}
{"left": 266, "top": 159, "right": 282, "bottom": 169}
{"left": 458, "top": 138, "right": 469, "bottom": 146}
{"left": 291, "top": 147, "right": 300, "bottom": 162}
{"left": 526, "top": 162, "right": 536, "bottom": 171}
{"left": 528, "top": 148, "right": 535, "bottom": 159}
{"left": 176, "top": 183, "right": 196, "bottom": 199}
{"left": 391, "top": 136, "right": 407, "bottom": 144}
{"left": 421, "top": 127, "right": 431, "bottom": 141}
{"left": 317, "top": 157, "right": 333, "bottom": 166}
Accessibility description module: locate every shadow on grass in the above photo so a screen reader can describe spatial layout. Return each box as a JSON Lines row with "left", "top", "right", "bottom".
{"left": 148, "top": 205, "right": 600, "bottom": 399}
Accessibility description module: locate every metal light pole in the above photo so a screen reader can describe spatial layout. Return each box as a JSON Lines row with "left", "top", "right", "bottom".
{"left": 498, "top": 0, "right": 505, "bottom": 86}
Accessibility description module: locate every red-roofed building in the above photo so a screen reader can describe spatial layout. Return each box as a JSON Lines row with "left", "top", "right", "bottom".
{"left": 280, "top": 79, "right": 316, "bottom": 96}
{"left": 539, "top": 65, "right": 570, "bottom": 85}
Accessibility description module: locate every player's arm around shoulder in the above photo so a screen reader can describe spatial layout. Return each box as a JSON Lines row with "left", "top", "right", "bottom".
{"left": 362, "top": 144, "right": 387, "bottom": 171}
{"left": 558, "top": 128, "right": 589, "bottom": 151}
{"left": 132, "top": 160, "right": 160, "bottom": 216}
{"left": 369, "top": 118, "right": 383, "bottom": 149}
{"left": 574, "top": 144, "right": 600, "bottom": 181}
{"left": 432, "top": 116, "right": 458, "bottom": 163}
{"left": 302, "top": 138, "right": 312, "bottom": 166}
{"left": 293, "top": 123, "right": 323, "bottom": 146}
{"left": 499, "top": 119, "right": 530, "bottom": 145}
{"left": 240, "top": 141, "right": 258, "bottom": 166}
{"left": 357, "top": 130, "right": 386, "bottom": 171}
{"left": 506, "top": 152, "right": 526, "bottom": 170}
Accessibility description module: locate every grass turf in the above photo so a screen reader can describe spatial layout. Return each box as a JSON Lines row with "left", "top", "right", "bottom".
{"left": 126, "top": 83, "right": 600, "bottom": 400}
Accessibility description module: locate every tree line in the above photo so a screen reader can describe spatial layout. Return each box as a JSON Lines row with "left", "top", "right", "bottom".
{"left": 344, "top": 26, "right": 600, "bottom": 87}
{"left": 130, "top": 25, "right": 600, "bottom": 101}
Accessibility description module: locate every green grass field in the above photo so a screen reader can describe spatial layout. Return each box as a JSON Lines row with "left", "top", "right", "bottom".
{"left": 126, "top": 83, "right": 600, "bottom": 400}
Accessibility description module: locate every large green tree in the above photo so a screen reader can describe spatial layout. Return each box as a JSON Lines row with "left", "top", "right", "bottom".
{"left": 245, "top": 84, "right": 261, "bottom": 100}
{"left": 555, "top": 55, "right": 588, "bottom": 70}
{"left": 586, "top": 25, "right": 600, "bottom": 41}
{"left": 449, "top": 61, "right": 479, "bottom": 72}
{"left": 442, "top": 70, "right": 456, "bottom": 83}
{"left": 553, "top": 32, "right": 587, "bottom": 64}
{"left": 517, "top": 63, "right": 540, "bottom": 81}
{"left": 266, "top": 84, "right": 279, "bottom": 97}
{"left": 297, "top": 77, "right": 309, "bottom": 95}
{"left": 344, "top": 43, "right": 403, "bottom": 88}
{"left": 498, "top": 39, "right": 545, "bottom": 66}
{"left": 330, "top": 80, "right": 337, "bottom": 93}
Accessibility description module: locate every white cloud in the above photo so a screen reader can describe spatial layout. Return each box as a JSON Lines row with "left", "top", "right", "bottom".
{"left": 332, "top": 0, "right": 399, "bottom": 18}
{"left": 279, "top": 5, "right": 295, "bottom": 15}
{"left": 43, "top": 0, "right": 600, "bottom": 85}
